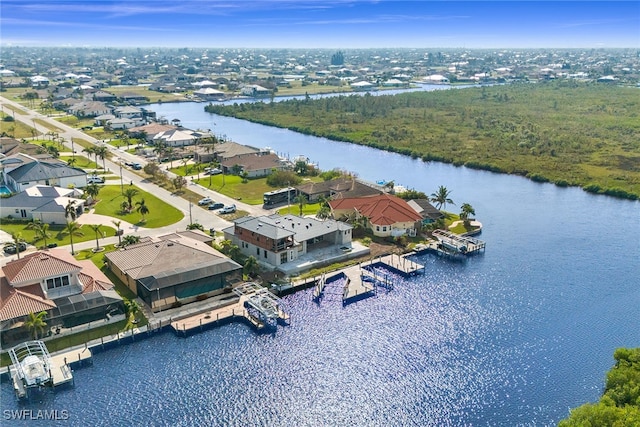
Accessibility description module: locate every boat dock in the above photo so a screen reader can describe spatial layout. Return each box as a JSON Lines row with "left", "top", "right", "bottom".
{"left": 309, "top": 253, "right": 425, "bottom": 304}
{"left": 430, "top": 230, "right": 486, "bottom": 257}
{"left": 170, "top": 282, "right": 289, "bottom": 335}
{"left": 7, "top": 341, "right": 90, "bottom": 399}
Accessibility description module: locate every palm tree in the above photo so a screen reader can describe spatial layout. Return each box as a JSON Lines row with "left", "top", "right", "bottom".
{"left": 27, "top": 220, "right": 51, "bottom": 249}
{"left": 64, "top": 200, "right": 77, "bottom": 222}
{"left": 153, "top": 141, "right": 167, "bottom": 160}
{"left": 430, "top": 185, "right": 455, "bottom": 211}
{"left": 165, "top": 147, "right": 175, "bottom": 168}
{"left": 135, "top": 198, "right": 149, "bottom": 222}
{"left": 89, "top": 224, "right": 103, "bottom": 251}
{"left": 121, "top": 235, "right": 140, "bottom": 247}
{"left": 94, "top": 145, "right": 108, "bottom": 171}
{"left": 122, "top": 299, "right": 140, "bottom": 333}
{"left": 85, "top": 183, "right": 101, "bottom": 204}
{"left": 82, "top": 146, "right": 96, "bottom": 164}
{"left": 243, "top": 256, "right": 259, "bottom": 278}
{"left": 294, "top": 194, "right": 307, "bottom": 216}
{"left": 10, "top": 232, "right": 26, "bottom": 260}
{"left": 63, "top": 221, "right": 84, "bottom": 255}
{"left": 112, "top": 220, "right": 123, "bottom": 247}
{"left": 460, "top": 203, "right": 476, "bottom": 226}
{"left": 24, "top": 311, "right": 48, "bottom": 339}
{"left": 123, "top": 188, "right": 139, "bottom": 210}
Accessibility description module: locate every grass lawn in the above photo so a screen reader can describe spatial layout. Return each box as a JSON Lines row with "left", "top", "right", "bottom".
{"left": 194, "top": 175, "right": 274, "bottom": 205}
{"left": 74, "top": 245, "right": 139, "bottom": 300}
{"left": 59, "top": 155, "right": 99, "bottom": 169}
{"left": 0, "top": 113, "right": 36, "bottom": 139}
{"left": 106, "top": 86, "right": 186, "bottom": 103}
{"left": 0, "top": 221, "right": 117, "bottom": 249}
{"left": 33, "top": 118, "right": 63, "bottom": 132}
{"left": 93, "top": 184, "right": 184, "bottom": 228}
{"left": 277, "top": 202, "right": 321, "bottom": 216}
{"left": 71, "top": 137, "right": 95, "bottom": 150}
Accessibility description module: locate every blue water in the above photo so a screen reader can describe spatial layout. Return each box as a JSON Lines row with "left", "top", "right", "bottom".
{"left": 0, "top": 185, "right": 11, "bottom": 196}
{"left": 2, "top": 95, "right": 639, "bottom": 426}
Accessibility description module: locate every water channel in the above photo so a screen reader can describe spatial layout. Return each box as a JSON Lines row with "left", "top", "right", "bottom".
{"left": 2, "top": 88, "right": 638, "bottom": 426}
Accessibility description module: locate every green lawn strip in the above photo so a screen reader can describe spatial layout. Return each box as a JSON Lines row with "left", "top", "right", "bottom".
{"left": 0, "top": 113, "right": 36, "bottom": 139}
{"left": 106, "top": 86, "right": 185, "bottom": 103}
{"left": 33, "top": 118, "right": 63, "bottom": 132}
{"left": 59, "top": 155, "right": 99, "bottom": 169}
{"left": 277, "top": 202, "right": 321, "bottom": 216}
{"left": 71, "top": 137, "right": 95, "bottom": 150}
{"left": 0, "top": 221, "right": 117, "bottom": 249}
{"left": 194, "top": 175, "right": 273, "bottom": 205}
{"left": 92, "top": 184, "right": 184, "bottom": 228}
{"left": 448, "top": 222, "right": 479, "bottom": 235}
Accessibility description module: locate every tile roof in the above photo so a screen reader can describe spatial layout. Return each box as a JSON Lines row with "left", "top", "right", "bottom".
{"left": 221, "top": 152, "right": 285, "bottom": 172}
{"left": 2, "top": 251, "right": 82, "bottom": 285}
{"left": 330, "top": 194, "right": 422, "bottom": 226}
{"left": 0, "top": 280, "right": 56, "bottom": 321}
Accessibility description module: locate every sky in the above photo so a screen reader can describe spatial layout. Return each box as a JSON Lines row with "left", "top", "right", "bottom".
{"left": 1, "top": 1, "right": 638, "bottom": 49}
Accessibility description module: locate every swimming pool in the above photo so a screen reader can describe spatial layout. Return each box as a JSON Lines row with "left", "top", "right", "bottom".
{"left": 0, "top": 186, "right": 11, "bottom": 196}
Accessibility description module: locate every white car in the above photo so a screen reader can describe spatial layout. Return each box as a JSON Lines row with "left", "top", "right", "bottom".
{"left": 205, "top": 168, "right": 222, "bottom": 175}
{"left": 218, "top": 204, "right": 236, "bottom": 214}
{"left": 87, "top": 176, "right": 105, "bottom": 184}
{"left": 198, "top": 197, "right": 213, "bottom": 205}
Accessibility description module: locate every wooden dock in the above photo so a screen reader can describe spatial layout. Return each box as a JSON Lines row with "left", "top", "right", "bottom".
{"left": 49, "top": 347, "right": 92, "bottom": 386}
{"left": 342, "top": 266, "right": 375, "bottom": 301}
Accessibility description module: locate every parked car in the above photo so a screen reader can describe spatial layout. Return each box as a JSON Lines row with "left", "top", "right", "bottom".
{"left": 131, "top": 163, "right": 142, "bottom": 170}
{"left": 208, "top": 202, "right": 224, "bottom": 210}
{"left": 198, "top": 197, "right": 213, "bottom": 205}
{"left": 205, "top": 168, "right": 222, "bottom": 175}
{"left": 87, "top": 175, "right": 105, "bottom": 184}
{"left": 218, "top": 204, "right": 236, "bottom": 214}
{"left": 3, "top": 242, "right": 27, "bottom": 255}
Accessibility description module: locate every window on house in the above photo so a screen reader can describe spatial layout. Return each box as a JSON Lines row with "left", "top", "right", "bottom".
{"left": 376, "top": 226, "right": 380, "bottom": 231}
{"left": 256, "top": 247, "right": 260, "bottom": 255}
{"left": 280, "top": 252, "right": 287, "bottom": 263}
{"left": 46, "top": 275, "right": 71, "bottom": 290}
{"left": 383, "top": 227, "right": 387, "bottom": 232}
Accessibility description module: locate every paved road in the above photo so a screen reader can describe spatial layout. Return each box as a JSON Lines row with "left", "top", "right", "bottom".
{"left": 0, "top": 96, "right": 278, "bottom": 261}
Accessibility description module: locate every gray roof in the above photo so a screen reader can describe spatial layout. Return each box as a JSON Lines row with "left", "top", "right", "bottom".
{"left": 8, "top": 161, "right": 86, "bottom": 183}
{"left": 105, "top": 238, "right": 241, "bottom": 291}
{"left": 234, "top": 214, "right": 351, "bottom": 242}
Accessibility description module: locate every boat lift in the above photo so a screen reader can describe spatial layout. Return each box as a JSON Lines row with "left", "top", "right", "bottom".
{"left": 9, "top": 341, "right": 54, "bottom": 398}
{"left": 233, "top": 282, "right": 288, "bottom": 327}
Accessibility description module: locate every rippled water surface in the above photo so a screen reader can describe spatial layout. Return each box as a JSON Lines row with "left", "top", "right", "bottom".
{"left": 2, "top": 97, "right": 638, "bottom": 426}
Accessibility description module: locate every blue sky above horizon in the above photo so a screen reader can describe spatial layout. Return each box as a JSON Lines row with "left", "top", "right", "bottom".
{"left": 1, "top": 1, "right": 638, "bottom": 49}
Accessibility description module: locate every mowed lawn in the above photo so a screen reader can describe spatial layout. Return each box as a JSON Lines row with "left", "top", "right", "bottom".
{"left": 93, "top": 184, "right": 184, "bottom": 227}
{"left": 194, "top": 175, "right": 273, "bottom": 205}
{"left": 1, "top": 222, "right": 117, "bottom": 249}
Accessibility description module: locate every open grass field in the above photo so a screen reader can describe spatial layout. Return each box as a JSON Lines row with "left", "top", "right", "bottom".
{"left": 207, "top": 81, "right": 640, "bottom": 199}
{"left": 194, "top": 174, "right": 274, "bottom": 205}
{"left": 106, "top": 86, "right": 187, "bottom": 103}
{"left": 0, "top": 221, "right": 117, "bottom": 249}
{"left": 92, "top": 184, "right": 184, "bottom": 228}
{"left": 0, "top": 112, "right": 36, "bottom": 138}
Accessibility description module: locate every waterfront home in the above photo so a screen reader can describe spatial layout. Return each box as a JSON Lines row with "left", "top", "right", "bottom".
{"left": 0, "top": 250, "right": 123, "bottom": 346}
{"left": 220, "top": 152, "right": 288, "bottom": 178}
{"left": 67, "top": 101, "right": 110, "bottom": 118}
{"left": 0, "top": 154, "right": 87, "bottom": 193}
{"left": 128, "top": 123, "right": 177, "bottom": 143}
{"left": 104, "top": 231, "right": 242, "bottom": 312}
{"left": 193, "top": 140, "right": 259, "bottom": 164}
{"left": 0, "top": 184, "right": 84, "bottom": 223}
{"left": 240, "top": 85, "right": 271, "bottom": 97}
{"left": 113, "top": 106, "right": 143, "bottom": 120}
{"left": 152, "top": 129, "right": 198, "bottom": 147}
{"left": 194, "top": 88, "right": 226, "bottom": 101}
{"left": 329, "top": 194, "right": 422, "bottom": 237}
{"left": 223, "top": 214, "right": 357, "bottom": 274}
{"left": 296, "top": 177, "right": 382, "bottom": 203}
{"left": 106, "top": 117, "right": 139, "bottom": 130}
{"left": 407, "top": 199, "right": 445, "bottom": 224}
{"left": 351, "top": 81, "right": 375, "bottom": 91}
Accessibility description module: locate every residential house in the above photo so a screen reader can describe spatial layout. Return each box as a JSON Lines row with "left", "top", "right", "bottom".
{"left": 152, "top": 129, "right": 198, "bottom": 147}
{"left": 128, "top": 123, "right": 177, "bottom": 143}
{"left": 406, "top": 199, "right": 445, "bottom": 224}
{"left": 223, "top": 214, "right": 355, "bottom": 273}
{"left": 193, "top": 88, "right": 226, "bottom": 101}
{"left": 106, "top": 117, "right": 138, "bottom": 130}
{"left": 0, "top": 185, "right": 85, "bottom": 223}
{"left": 296, "top": 177, "right": 382, "bottom": 203}
{"left": 193, "top": 140, "right": 258, "bottom": 164}
{"left": 329, "top": 194, "right": 423, "bottom": 237}
{"left": 0, "top": 250, "right": 123, "bottom": 346}
{"left": 220, "top": 152, "right": 287, "bottom": 178}
{"left": 240, "top": 85, "right": 271, "bottom": 97}
{"left": 67, "top": 101, "right": 110, "bottom": 118}
{"left": 1, "top": 154, "right": 87, "bottom": 193}
{"left": 92, "top": 90, "right": 117, "bottom": 102}
{"left": 113, "top": 106, "right": 143, "bottom": 120}
{"left": 104, "top": 231, "right": 242, "bottom": 312}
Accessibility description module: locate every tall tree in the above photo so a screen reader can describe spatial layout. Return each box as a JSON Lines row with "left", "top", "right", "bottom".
{"left": 122, "top": 299, "right": 141, "bottom": 333}
{"left": 10, "top": 232, "right": 26, "bottom": 260}
{"left": 112, "top": 220, "right": 123, "bottom": 247}
{"left": 430, "top": 185, "right": 455, "bottom": 211}
{"left": 460, "top": 203, "right": 476, "bottom": 226}
{"left": 136, "top": 198, "right": 149, "bottom": 221}
{"left": 94, "top": 145, "right": 109, "bottom": 171}
{"left": 123, "top": 188, "right": 139, "bottom": 210}
{"left": 27, "top": 220, "right": 51, "bottom": 249}
{"left": 89, "top": 224, "right": 103, "bottom": 251}
{"left": 85, "top": 183, "right": 101, "bottom": 204}
{"left": 63, "top": 221, "right": 84, "bottom": 255}
{"left": 64, "top": 200, "right": 77, "bottom": 222}
{"left": 24, "top": 311, "right": 47, "bottom": 340}
{"left": 294, "top": 194, "right": 307, "bottom": 216}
